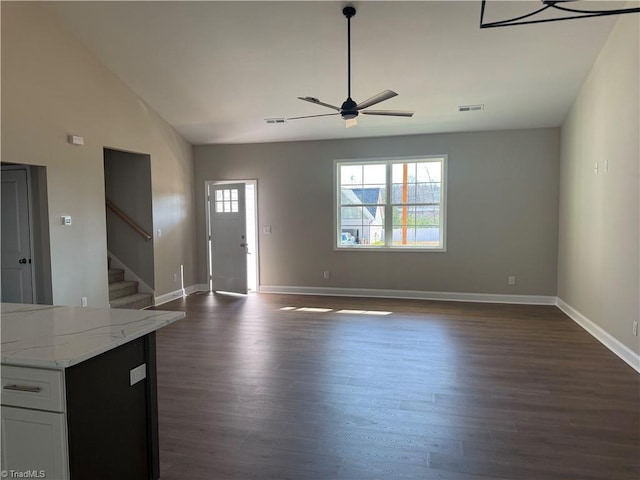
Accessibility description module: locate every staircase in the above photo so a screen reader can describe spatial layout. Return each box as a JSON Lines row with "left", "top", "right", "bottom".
{"left": 108, "top": 265, "right": 153, "bottom": 310}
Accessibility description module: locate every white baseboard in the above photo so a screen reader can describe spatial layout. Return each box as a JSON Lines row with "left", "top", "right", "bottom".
{"left": 556, "top": 298, "right": 640, "bottom": 373}
{"left": 190, "top": 283, "right": 210, "bottom": 294}
{"left": 154, "top": 289, "right": 184, "bottom": 306}
{"left": 258, "top": 285, "right": 556, "bottom": 305}
{"left": 154, "top": 284, "right": 208, "bottom": 307}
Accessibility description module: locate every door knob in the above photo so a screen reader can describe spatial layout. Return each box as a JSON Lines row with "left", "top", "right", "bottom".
{"left": 18, "top": 258, "right": 27, "bottom": 264}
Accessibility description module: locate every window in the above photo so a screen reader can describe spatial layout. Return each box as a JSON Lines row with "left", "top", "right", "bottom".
{"left": 214, "top": 188, "right": 239, "bottom": 213}
{"left": 336, "top": 156, "right": 446, "bottom": 250}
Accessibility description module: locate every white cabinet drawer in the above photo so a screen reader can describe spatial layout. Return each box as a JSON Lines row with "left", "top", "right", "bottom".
{"left": 1, "top": 366, "right": 65, "bottom": 412}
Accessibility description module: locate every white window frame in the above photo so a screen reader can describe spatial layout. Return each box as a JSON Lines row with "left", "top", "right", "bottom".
{"left": 334, "top": 155, "right": 447, "bottom": 252}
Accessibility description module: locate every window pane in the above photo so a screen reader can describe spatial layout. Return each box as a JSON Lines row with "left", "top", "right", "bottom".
{"left": 231, "top": 189, "right": 238, "bottom": 200}
{"left": 345, "top": 185, "right": 386, "bottom": 207}
{"left": 392, "top": 162, "right": 418, "bottom": 183}
{"left": 231, "top": 201, "right": 239, "bottom": 213}
{"left": 391, "top": 163, "right": 403, "bottom": 183}
{"left": 415, "top": 206, "right": 440, "bottom": 226}
{"left": 417, "top": 161, "right": 441, "bottom": 182}
{"left": 391, "top": 227, "right": 440, "bottom": 246}
{"left": 340, "top": 206, "right": 363, "bottom": 246}
{"left": 392, "top": 206, "right": 419, "bottom": 228}
{"left": 391, "top": 183, "right": 417, "bottom": 203}
{"left": 363, "top": 164, "right": 386, "bottom": 185}
{"left": 423, "top": 205, "right": 440, "bottom": 225}
{"left": 393, "top": 226, "right": 440, "bottom": 246}
{"left": 341, "top": 165, "right": 362, "bottom": 186}
{"left": 415, "top": 183, "right": 441, "bottom": 203}
{"left": 369, "top": 208, "right": 385, "bottom": 245}
{"left": 341, "top": 200, "right": 385, "bottom": 246}
{"left": 341, "top": 188, "right": 363, "bottom": 205}
{"left": 341, "top": 206, "right": 364, "bottom": 220}
{"left": 215, "top": 190, "right": 223, "bottom": 201}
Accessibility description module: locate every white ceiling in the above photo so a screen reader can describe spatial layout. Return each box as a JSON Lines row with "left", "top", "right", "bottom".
{"left": 47, "top": 1, "right": 624, "bottom": 145}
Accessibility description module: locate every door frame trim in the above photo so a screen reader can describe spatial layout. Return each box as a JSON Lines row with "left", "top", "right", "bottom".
{"left": 205, "top": 180, "right": 259, "bottom": 293}
{"left": 1, "top": 164, "right": 37, "bottom": 303}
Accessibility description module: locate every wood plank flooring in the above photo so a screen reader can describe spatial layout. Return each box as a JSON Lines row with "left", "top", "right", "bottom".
{"left": 152, "top": 293, "right": 639, "bottom": 480}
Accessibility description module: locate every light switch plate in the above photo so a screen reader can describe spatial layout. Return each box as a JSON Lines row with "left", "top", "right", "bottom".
{"left": 130, "top": 363, "right": 146, "bottom": 386}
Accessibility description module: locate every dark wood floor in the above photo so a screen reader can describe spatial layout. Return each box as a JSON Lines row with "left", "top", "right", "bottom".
{"left": 152, "top": 293, "right": 639, "bottom": 480}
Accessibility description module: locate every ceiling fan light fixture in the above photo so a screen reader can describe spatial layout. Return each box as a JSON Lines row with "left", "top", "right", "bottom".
{"left": 345, "top": 118, "right": 358, "bottom": 128}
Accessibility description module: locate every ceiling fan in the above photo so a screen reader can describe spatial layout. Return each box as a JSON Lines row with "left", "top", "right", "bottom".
{"left": 286, "top": 6, "right": 414, "bottom": 128}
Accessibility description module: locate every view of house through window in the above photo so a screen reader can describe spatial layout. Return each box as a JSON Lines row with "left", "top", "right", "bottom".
{"left": 337, "top": 157, "right": 446, "bottom": 250}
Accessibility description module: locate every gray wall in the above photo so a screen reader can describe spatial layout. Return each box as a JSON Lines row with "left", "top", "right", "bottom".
{"left": 1, "top": 2, "right": 196, "bottom": 307}
{"left": 195, "top": 128, "right": 560, "bottom": 296}
{"left": 558, "top": 12, "right": 640, "bottom": 354}
{"left": 104, "top": 149, "right": 154, "bottom": 288}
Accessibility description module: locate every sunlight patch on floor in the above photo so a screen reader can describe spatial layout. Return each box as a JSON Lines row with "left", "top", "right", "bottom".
{"left": 336, "top": 309, "right": 392, "bottom": 315}
{"left": 279, "top": 306, "right": 392, "bottom": 315}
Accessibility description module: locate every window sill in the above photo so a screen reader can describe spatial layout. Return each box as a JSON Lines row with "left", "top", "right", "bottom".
{"left": 335, "top": 246, "right": 447, "bottom": 253}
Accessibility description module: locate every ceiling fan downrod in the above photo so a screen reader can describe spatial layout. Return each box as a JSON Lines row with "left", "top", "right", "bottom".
{"left": 342, "top": 6, "right": 357, "bottom": 120}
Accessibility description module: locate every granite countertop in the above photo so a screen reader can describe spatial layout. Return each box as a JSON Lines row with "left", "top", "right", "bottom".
{"left": 0, "top": 303, "right": 185, "bottom": 369}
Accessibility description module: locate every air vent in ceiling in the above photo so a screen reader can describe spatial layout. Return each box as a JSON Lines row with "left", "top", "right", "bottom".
{"left": 458, "top": 104, "right": 485, "bottom": 112}
{"left": 265, "top": 118, "right": 287, "bottom": 124}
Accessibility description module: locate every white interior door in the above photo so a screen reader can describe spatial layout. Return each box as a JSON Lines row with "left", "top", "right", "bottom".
{"left": 1, "top": 168, "right": 34, "bottom": 303}
{"left": 209, "top": 183, "right": 248, "bottom": 294}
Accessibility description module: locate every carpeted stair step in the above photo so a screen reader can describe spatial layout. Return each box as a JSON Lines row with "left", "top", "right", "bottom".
{"left": 108, "top": 268, "right": 125, "bottom": 284}
{"left": 109, "top": 280, "right": 139, "bottom": 301}
{"left": 107, "top": 258, "right": 153, "bottom": 310}
{"left": 109, "top": 292, "right": 153, "bottom": 310}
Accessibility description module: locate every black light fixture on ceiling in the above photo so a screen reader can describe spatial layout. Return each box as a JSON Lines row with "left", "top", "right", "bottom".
{"left": 480, "top": 0, "right": 640, "bottom": 28}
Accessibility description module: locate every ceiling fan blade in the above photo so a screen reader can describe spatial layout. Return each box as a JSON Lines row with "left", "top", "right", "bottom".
{"left": 362, "top": 110, "right": 414, "bottom": 117}
{"left": 356, "top": 90, "right": 398, "bottom": 110}
{"left": 297, "top": 97, "right": 341, "bottom": 111}
{"left": 287, "top": 113, "right": 339, "bottom": 120}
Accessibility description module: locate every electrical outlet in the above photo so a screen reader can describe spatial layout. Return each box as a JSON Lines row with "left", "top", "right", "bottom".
{"left": 508, "top": 276, "right": 516, "bottom": 285}
{"left": 81, "top": 297, "right": 88, "bottom": 307}
{"left": 323, "top": 271, "right": 330, "bottom": 279}
{"left": 173, "top": 273, "right": 178, "bottom": 282}
{"left": 633, "top": 321, "right": 638, "bottom": 336}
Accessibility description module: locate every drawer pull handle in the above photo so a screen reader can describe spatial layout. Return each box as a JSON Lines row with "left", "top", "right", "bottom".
{"left": 3, "top": 384, "right": 42, "bottom": 393}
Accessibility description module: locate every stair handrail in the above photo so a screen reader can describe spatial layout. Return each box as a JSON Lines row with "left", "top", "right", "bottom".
{"left": 106, "top": 199, "right": 152, "bottom": 242}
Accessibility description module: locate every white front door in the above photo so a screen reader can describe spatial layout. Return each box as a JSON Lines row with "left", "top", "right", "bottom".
{"left": 1, "top": 168, "right": 34, "bottom": 303}
{"left": 209, "top": 183, "right": 248, "bottom": 294}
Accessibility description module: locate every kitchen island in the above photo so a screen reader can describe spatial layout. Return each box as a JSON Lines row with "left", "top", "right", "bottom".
{"left": 0, "top": 303, "right": 185, "bottom": 480}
